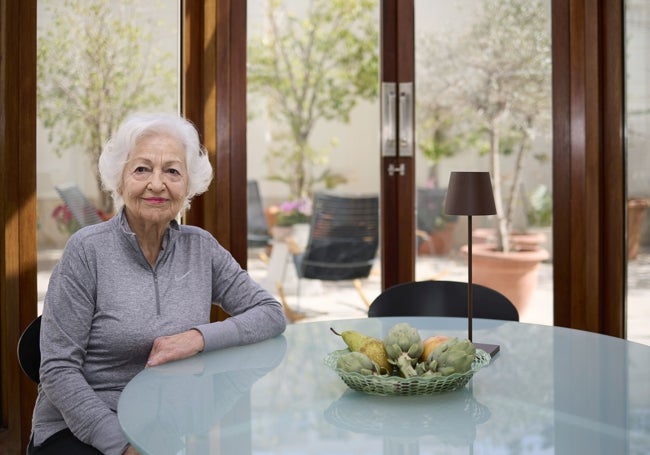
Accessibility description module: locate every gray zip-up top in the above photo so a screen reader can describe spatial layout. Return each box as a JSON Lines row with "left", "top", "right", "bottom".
{"left": 31, "top": 208, "right": 287, "bottom": 454}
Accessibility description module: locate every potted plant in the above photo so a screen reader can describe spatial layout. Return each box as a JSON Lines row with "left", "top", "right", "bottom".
{"left": 267, "top": 197, "right": 313, "bottom": 243}
{"left": 418, "top": 0, "right": 552, "bottom": 315}
{"left": 51, "top": 204, "right": 80, "bottom": 236}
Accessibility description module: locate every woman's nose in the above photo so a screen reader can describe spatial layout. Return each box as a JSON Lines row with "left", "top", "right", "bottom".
{"left": 148, "top": 171, "right": 166, "bottom": 190}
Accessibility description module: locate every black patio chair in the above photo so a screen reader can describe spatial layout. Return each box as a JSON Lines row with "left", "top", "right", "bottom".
{"left": 247, "top": 180, "right": 272, "bottom": 249}
{"left": 279, "top": 191, "right": 379, "bottom": 314}
{"left": 367, "top": 280, "right": 519, "bottom": 321}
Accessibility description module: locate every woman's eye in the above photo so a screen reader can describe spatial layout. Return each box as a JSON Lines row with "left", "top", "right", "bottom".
{"left": 167, "top": 168, "right": 180, "bottom": 175}
{"left": 134, "top": 166, "right": 150, "bottom": 174}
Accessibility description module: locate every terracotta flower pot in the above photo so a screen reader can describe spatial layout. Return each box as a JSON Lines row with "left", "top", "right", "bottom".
{"left": 418, "top": 222, "right": 458, "bottom": 256}
{"left": 628, "top": 198, "right": 650, "bottom": 260}
{"left": 461, "top": 242, "right": 549, "bottom": 317}
{"left": 471, "top": 228, "right": 546, "bottom": 251}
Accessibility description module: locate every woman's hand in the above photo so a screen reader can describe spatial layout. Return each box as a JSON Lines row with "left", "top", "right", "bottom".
{"left": 123, "top": 444, "right": 140, "bottom": 455}
{"left": 146, "top": 329, "right": 205, "bottom": 367}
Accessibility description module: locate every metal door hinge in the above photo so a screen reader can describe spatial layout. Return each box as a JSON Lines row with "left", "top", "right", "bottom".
{"left": 387, "top": 163, "right": 405, "bottom": 177}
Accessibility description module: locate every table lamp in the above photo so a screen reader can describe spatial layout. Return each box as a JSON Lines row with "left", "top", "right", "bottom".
{"left": 444, "top": 171, "right": 500, "bottom": 357}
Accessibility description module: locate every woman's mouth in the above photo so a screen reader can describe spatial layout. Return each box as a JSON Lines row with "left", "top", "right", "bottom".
{"left": 144, "top": 197, "right": 167, "bottom": 204}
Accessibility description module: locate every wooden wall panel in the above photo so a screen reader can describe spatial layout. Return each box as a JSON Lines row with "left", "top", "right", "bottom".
{"left": 182, "top": 0, "right": 247, "bottom": 268}
{"left": 552, "top": 0, "right": 625, "bottom": 336}
{"left": 182, "top": 0, "right": 247, "bottom": 322}
{"left": 0, "top": 0, "right": 38, "bottom": 452}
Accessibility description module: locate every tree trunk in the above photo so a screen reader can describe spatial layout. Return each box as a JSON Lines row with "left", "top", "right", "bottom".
{"left": 489, "top": 123, "right": 509, "bottom": 252}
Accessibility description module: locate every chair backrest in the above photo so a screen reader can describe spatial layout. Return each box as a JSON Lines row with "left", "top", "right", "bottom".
{"left": 247, "top": 180, "right": 272, "bottom": 247}
{"left": 17, "top": 315, "right": 41, "bottom": 384}
{"left": 416, "top": 187, "right": 457, "bottom": 232}
{"left": 298, "top": 191, "right": 379, "bottom": 281}
{"left": 55, "top": 183, "right": 104, "bottom": 227}
{"left": 368, "top": 280, "right": 519, "bottom": 321}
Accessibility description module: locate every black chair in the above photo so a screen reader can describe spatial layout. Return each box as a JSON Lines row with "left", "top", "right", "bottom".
{"left": 247, "top": 180, "right": 272, "bottom": 248}
{"left": 415, "top": 187, "right": 458, "bottom": 254}
{"left": 295, "top": 192, "right": 379, "bottom": 280}
{"left": 55, "top": 183, "right": 105, "bottom": 227}
{"left": 368, "top": 280, "right": 519, "bottom": 321}
{"left": 17, "top": 315, "right": 42, "bottom": 384}
{"left": 280, "top": 192, "right": 379, "bottom": 312}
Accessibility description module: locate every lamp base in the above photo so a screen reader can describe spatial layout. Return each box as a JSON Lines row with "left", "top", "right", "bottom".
{"left": 474, "top": 342, "right": 500, "bottom": 357}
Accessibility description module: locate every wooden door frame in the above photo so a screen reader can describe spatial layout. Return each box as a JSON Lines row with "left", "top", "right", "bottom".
{"left": 181, "top": 0, "right": 247, "bottom": 322}
{"left": 381, "top": 0, "right": 416, "bottom": 289}
{"left": 0, "top": 0, "right": 38, "bottom": 452}
{"left": 551, "top": 0, "right": 625, "bottom": 335}
{"left": 182, "top": 0, "right": 247, "bottom": 267}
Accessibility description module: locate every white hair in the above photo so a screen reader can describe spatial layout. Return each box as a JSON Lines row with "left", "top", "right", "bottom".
{"left": 98, "top": 112, "right": 213, "bottom": 215}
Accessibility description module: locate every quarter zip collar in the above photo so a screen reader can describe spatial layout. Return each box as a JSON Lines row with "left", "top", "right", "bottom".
{"left": 113, "top": 206, "right": 181, "bottom": 269}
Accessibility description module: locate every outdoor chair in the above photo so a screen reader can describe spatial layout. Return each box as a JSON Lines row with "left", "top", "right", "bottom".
{"left": 367, "top": 280, "right": 519, "bottom": 321}
{"left": 247, "top": 180, "right": 272, "bottom": 249}
{"left": 416, "top": 187, "right": 458, "bottom": 255}
{"left": 55, "top": 183, "right": 105, "bottom": 227}
{"left": 17, "top": 315, "right": 41, "bottom": 384}
{"left": 278, "top": 192, "right": 379, "bottom": 319}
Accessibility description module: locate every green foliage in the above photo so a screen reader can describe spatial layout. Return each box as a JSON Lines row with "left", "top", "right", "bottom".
{"left": 248, "top": 0, "right": 379, "bottom": 199}
{"left": 417, "top": 0, "right": 551, "bottom": 251}
{"left": 38, "top": 0, "right": 177, "bottom": 212}
{"left": 526, "top": 185, "right": 552, "bottom": 227}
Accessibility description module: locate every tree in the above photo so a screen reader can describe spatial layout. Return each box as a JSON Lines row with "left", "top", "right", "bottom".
{"left": 37, "top": 0, "right": 176, "bottom": 213}
{"left": 417, "top": 0, "right": 551, "bottom": 252}
{"left": 247, "top": 0, "right": 379, "bottom": 200}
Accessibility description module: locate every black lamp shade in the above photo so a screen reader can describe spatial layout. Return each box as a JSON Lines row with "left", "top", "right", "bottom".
{"left": 445, "top": 171, "right": 497, "bottom": 216}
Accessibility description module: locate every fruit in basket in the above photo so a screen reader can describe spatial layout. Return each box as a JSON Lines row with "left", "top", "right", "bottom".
{"left": 415, "top": 358, "right": 441, "bottom": 377}
{"left": 383, "top": 322, "right": 424, "bottom": 378}
{"left": 420, "top": 335, "right": 451, "bottom": 361}
{"left": 330, "top": 328, "right": 392, "bottom": 374}
{"left": 336, "top": 351, "right": 380, "bottom": 376}
{"left": 426, "top": 337, "right": 476, "bottom": 376}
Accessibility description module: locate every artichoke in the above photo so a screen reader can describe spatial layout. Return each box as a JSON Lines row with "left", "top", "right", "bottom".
{"left": 337, "top": 351, "right": 380, "bottom": 376}
{"left": 383, "top": 323, "right": 424, "bottom": 378}
{"left": 415, "top": 358, "right": 441, "bottom": 377}
{"left": 426, "top": 337, "right": 476, "bottom": 376}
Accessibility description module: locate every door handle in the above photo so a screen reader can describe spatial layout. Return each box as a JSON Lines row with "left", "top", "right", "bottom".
{"left": 382, "top": 82, "right": 413, "bottom": 158}
{"left": 398, "top": 82, "right": 413, "bottom": 157}
{"left": 382, "top": 82, "right": 397, "bottom": 157}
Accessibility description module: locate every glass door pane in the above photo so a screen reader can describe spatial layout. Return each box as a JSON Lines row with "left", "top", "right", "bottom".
{"left": 37, "top": 0, "right": 181, "bottom": 314}
{"left": 414, "top": 0, "right": 553, "bottom": 325}
{"left": 246, "top": 0, "right": 381, "bottom": 319}
{"left": 625, "top": 0, "right": 650, "bottom": 346}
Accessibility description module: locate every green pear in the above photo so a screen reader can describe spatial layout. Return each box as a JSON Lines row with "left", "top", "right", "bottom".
{"left": 330, "top": 328, "right": 392, "bottom": 374}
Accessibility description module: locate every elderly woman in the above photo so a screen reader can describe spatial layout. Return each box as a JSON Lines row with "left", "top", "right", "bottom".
{"left": 29, "top": 113, "right": 287, "bottom": 455}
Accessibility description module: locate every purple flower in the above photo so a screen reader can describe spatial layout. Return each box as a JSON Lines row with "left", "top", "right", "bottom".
{"left": 276, "top": 197, "right": 312, "bottom": 226}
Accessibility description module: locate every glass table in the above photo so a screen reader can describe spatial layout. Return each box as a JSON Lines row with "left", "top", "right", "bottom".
{"left": 118, "top": 317, "right": 650, "bottom": 454}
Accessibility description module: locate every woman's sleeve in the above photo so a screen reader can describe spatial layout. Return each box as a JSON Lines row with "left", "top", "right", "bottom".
{"left": 39, "top": 238, "right": 129, "bottom": 455}
{"left": 193, "top": 240, "right": 287, "bottom": 352}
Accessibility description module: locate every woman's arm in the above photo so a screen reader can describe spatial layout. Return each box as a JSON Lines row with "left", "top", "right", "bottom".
{"left": 39, "top": 238, "right": 130, "bottom": 455}
{"left": 193, "top": 240, "right": 287, "bottom": 352}
{"left": 146, "top": 328, "right": 204, "bottom": 367}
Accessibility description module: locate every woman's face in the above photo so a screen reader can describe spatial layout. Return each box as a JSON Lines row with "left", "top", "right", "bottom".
{"left": 120, "top": 133, "right": 189, "bottom": 226}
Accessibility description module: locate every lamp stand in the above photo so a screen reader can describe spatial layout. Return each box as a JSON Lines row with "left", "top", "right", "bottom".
{"left": 466, "top": 214, "right": 500, "bottom": 357}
